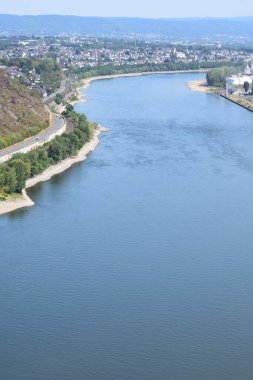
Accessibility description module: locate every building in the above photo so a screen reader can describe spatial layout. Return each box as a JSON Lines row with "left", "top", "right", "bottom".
{"left": 176, "top": 52, "right": 186, "bottom": 59}
{"left": 227, "top": 74, "right": 252, "bottom": 86}
{"left": 244, "top": 64, "right": 251, "bottom": 75}
{"left": 227, "top": 65, "right": 253, "bottom": 86}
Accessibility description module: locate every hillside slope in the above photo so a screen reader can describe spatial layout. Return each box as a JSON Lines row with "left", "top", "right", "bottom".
{"left": 0, "top": 70, "right": 49, "bottom": 149}
{"left": 0, "top": 15, "right": 253, "bottom": 41}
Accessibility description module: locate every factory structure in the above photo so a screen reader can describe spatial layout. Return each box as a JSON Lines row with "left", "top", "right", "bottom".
{"left": 227, "top": 63, "right": 253, "bottom": 87}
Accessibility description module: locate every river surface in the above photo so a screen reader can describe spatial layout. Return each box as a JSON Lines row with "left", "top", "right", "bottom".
{"left": 1, "top": 73, "right": 253, "bottom": 380}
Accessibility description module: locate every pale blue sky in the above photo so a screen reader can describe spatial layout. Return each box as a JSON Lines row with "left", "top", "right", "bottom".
{"left": 0, "top": 0, "right": 252, "bottom": 18}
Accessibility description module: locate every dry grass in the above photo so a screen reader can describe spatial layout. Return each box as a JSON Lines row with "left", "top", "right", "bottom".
{"left": 0, "top": 70, "right": 49, "bottom": 148}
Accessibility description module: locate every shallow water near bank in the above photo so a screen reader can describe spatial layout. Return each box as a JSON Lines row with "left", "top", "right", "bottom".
{"left": 1, "top": 73, "right": 253, "bottom": 379}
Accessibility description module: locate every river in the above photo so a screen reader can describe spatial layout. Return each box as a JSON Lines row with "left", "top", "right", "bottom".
{"left": 1, "top": 73, "right": 253, "bottom": 379}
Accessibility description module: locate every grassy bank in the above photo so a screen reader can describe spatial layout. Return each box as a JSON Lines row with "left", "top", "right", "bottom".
{"left": 221, "top": 93, "right": 253, "bottom": 112}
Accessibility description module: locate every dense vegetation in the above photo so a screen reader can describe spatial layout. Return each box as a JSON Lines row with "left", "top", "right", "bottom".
{"left": 0, "top": 58, "right": 62, "bottom": 95}
{"left": 33, "top": 59, "right": 62, "bottom": 94}
{"left": 55, "top": 93, "right": 65, "bottom": 104}
{"left": 0, "top": 122, "right": 49, "bottom": 151}
{"left": 0, "top": 70, "right": 49, "bottom": 149}
{"left": 206, "top": 66, "right": 241, "bottom": 87}
{"left": 70, "top": 61, "right": 241, "bottom": 80}
{"left": 0, "top": 108, "right": 94, "bottom": 197}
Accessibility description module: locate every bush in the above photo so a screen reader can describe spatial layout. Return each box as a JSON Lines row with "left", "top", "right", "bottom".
{"left": 0, "top": 111, "right": 94, "bottom": 194}
{"left": 206, "top": 66, "right": 241, "bottom": 87}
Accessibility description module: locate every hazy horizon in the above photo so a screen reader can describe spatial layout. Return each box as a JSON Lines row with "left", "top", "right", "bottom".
{"left": 1, "top": 14, "right": 253, "bottom": 20}
{"left": 0, "top": 0, "right": 253, "bottom": 18}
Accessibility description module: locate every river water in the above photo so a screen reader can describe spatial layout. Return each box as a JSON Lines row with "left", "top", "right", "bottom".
{"left": 1, "top": 73, "right": 253, "bottom": 379}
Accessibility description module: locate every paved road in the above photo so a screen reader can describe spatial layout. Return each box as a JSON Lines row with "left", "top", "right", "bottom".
{"left": 44, "top": 79, "right": 73, "bottom": 105}
{"left": 44, "top": 79, "right": 67, "bottom": 104}
{"left": 0, "top": 114, "right": 65, "bottom": 163}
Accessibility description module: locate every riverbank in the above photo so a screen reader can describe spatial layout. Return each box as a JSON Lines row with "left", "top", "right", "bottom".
{"left": 0, "top": 125, "right": 107, "bottom": 215}
{"left": 70, "top": 70, "right": 209, "bottom": 105}
{"left": 186, "top": 79, "right": 215, "bottom": 93}
{"left": 220, "top": 93, "right": 253, "bottom": 113}
{"left": 1, "top": 70, "right": 206, "bottom": 215}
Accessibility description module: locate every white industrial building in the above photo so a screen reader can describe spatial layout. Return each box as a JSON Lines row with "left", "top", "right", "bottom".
{"left": 227, "top": 64, "right": 253, "bottom": 86}
{"left": 227, "top": 74, "right": 252, "bottom": 86}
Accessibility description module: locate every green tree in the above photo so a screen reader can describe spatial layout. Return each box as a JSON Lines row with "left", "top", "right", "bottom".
{"left": 0, "top": 111, "right": 94, "bottom": 195}
{"left": 4, "top": 167, "right": 17, "bottom": 193}
{"left": 63, "top": 103, "right": 74, "bottom": 116}
{"left": 0, "top": 167, "right": 5, "bottom": 189}
{"left": 206, "top": 66, "right": 241, "bottom": 87}
{"left": 9, "top": 159, "right": 30, "bottom": 193}
{"left": 55, "top": 93, "right": 64, "bottom": 105}
{"left": 243, "top": 81, "right": 250, "bottom": 92}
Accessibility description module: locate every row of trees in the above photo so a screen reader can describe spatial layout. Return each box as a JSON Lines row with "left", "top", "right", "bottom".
{"left": 0, "top": 121, "right": 49, "bottom": 150}
{"left": 68, "top": 60, "right": 242, "bottom": 81}
{"left": 206, "top": 66, "right": 241, "bottom": 87}
{"left": 0, "top": 109, "right": 94, "bottom": 196}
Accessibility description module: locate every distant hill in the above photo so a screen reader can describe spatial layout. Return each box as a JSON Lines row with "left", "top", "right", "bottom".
{"left": 0, "top": 70, "right": 49, "bottom": 149}
{"left": 0, "top": 15, "right": 253, "bottom": 42}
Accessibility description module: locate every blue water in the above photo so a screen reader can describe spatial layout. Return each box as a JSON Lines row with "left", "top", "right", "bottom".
{"left": 1, "top": 73, "right": 253, "bottom": 379}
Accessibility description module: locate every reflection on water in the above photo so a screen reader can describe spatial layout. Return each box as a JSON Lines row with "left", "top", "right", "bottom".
{"left": 2, "top": 73, "right": 253, "bottom": 380}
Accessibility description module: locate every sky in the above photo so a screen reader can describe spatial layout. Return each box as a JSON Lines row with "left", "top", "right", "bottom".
{"left": 0, "top": 0, "right": 252, "bottom": 18}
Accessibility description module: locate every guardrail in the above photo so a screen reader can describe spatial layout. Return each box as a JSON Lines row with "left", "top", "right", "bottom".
{"left": 0, "top": 115, "right": 66, "bottom": 164}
